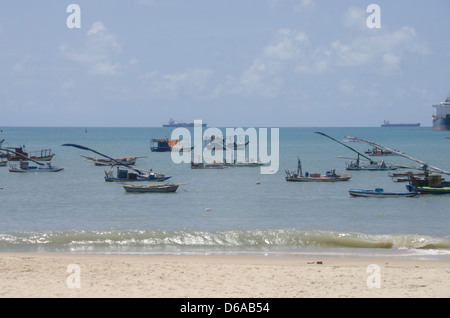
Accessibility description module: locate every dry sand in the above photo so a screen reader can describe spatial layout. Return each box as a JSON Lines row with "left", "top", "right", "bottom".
{"left": 0, "top": 253, "right": 449, "bottom": 298}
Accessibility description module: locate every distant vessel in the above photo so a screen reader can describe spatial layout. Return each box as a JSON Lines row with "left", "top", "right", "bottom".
{"left": 432, "top": 93, "right": 450, "bottom": 131}
{"left": 381, "top": 120, "right": 420, "bottom": 127}
{"left": 162, "top": 118, "right": 207, "bottom": 128}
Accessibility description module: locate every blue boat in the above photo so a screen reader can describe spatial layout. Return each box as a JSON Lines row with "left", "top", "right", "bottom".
{"left": 349, "top": 188, "right": 418, "bottom": 197}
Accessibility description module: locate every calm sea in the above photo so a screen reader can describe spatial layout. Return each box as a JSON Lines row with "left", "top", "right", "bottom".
{"left": 0, "top": 126, "right": 449, "bottom": 259}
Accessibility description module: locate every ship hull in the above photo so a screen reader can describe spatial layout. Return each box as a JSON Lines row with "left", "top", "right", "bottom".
{"left": 432, "top": 114, "right": 450, "bottom": 131}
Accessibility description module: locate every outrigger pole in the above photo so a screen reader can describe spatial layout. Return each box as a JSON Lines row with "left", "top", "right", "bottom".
{"left": 314, "top": 132, "right": 376, "bottom": 164}
{"left": 61, "top": 143, "right": 147, "bottom": 175}
{"left": 344, "top": 136, "right": 450, "bottom": 175}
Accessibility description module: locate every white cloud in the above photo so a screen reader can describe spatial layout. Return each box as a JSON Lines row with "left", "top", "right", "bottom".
{"left": 138, "top": 68, "right": 214, "bottom": 98}
{"left": 60, "top": 21, "right": 123, "bottom": 75}
{"left": 343, "top": 6, "right": 367, "bottom": 30}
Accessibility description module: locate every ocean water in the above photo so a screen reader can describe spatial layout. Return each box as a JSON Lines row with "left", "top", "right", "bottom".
{"left": 0, "top": 126, "right": 449, "bottom": 259}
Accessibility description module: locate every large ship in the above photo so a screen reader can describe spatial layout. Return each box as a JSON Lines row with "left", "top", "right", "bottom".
{"left": 432, "top": 93, "right": 450, "bottom": 131}
{"left": 381, "top": 120, "right": 420, "bottom": 127}
{"left": 162, "top": 118, "right": 207, "bottom": 128}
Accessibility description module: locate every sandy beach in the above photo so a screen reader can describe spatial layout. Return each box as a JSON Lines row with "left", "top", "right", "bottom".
{"left": 0, "top": 253, "right": 449, "bottom": 298}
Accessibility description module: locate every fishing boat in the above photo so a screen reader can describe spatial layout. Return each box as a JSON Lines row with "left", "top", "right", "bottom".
{"left": 123, "top": 183, "right": 184, "bottom": 193}
{"left": 343, "top": 136, "right": 450, "bottom": 194}
{"left": 345, "top": 156, "right": 398, "bottom": 171}
{"left": 104, "top": 166, "right": 171, "bottom": 182}
{"left": 406, "top": 175, "right": 450, "bottom": 194}
{"left": 7, "top": 147, "right": 55, "bottom": 161}
{"left": 0, "top": 147, "right": 63, "bottom": 172}
{"left": 315, "top": 132, "right": 397, "bottom": 171}
{"left": 82, "top": 155, "right": 144, "bottom": 166}
{"left": 205, "top": 135, "right": 249, "bottom": 151}
{"left": 0, "top": 160, "right": 7, "bottom": 167}
{"left": 150, "top": 138, "right": 193, "bottom": 152}
{"left": 364, "top": 147, "right": 395, "bottom": 156}
{"left": 61, "top": 143, "right": 171, "bottom": 182}
{"left": 285, "top": 157, "right": 351, "bottom": 182}
{"left": 224, "top": 160, "right": 264, "bottom": 167}
{"left": 349, "top": 188, "right": 419, "bottom": 197}
{"left": 389, "top": 171, "right": 427, "bottom": 182}
{"left": 190, "top": 161, "right": 226, "bottom": 169}
{"left": 9, "top": 161, "right": 64, "bottom": 173}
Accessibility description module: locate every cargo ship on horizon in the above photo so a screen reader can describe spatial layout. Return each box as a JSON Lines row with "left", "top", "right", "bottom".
{"left": 162, "top": 118, "right": 207, "bottom": 128}
{"left": 432, "top": 93, "right": 450, "bottom": 131}
{"left": 381, "top": 120, "right": 420, "bottom": 127}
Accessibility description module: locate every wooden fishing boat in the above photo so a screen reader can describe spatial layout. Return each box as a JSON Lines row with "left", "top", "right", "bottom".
{"left": 364, "top": 147, "right": 396, "bottom": 156}
{"left": 315, "top": 132, "right": 397, "bottom": 171}
{"left": 0, "top": 147, "right": 63, "bottom": 172}
{"left": 285, "top": 157, "right": 351, "bottom": 182}
{"left": 104, "top": 166, "right": 171, "bottom": 182}
{"left": 224, "top": 159, "right": 264, "bottom": 167}
{"left": 7, "top": 147, "right": 55, "bottom": 161}
{"left": 82, "top": 155, "right": 144, "bottom": 166}
{"left": 349, "top": 188, "right": 419, "bottom": 197}
{"left": 61, "top": 144, "right": 171, "bottom": 182}
{"left": 150, "top": 138, "right": 193, "bottom": 152}
{"left": 346, "top": 157, "right": 398, "bottom": 171}
{"left": 123, "top": 183, "right": 182, "bottom": 193}
{"left": 406, "top": 175, "right": 450, "bottom": 194}
{"left": 191, "top": 162, "right": 226, "bottom": 169}
{"left": 390, "top": 171, "right": 428, "bottom": 182}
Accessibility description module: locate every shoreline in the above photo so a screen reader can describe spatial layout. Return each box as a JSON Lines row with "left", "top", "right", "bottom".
{"left": 0, "top": 252, "right": 449, "bottom": 298}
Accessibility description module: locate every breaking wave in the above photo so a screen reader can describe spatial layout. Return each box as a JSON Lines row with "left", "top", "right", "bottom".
{"left": 1, "top": 229, "right": 450, "bottom": 256}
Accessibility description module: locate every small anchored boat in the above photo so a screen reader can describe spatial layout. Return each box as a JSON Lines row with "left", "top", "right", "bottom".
{"left": 62, "top": 143, "right": 171, "bottom": 182}
{"left": 349, "top": 188, "right": 419, "bottom": 197}
{"left": 82, "top": 155, "right": 145, "bottom": 166}
{"left": 315, "top": 132, "right": 398, "bottom": 171}
{"left": 105, "top": 166, "right": 171, "bottom": 182}
{"left": 123, "top": 183, "right": 186, "bottom": 193}
{"left": 9, "top": 161, "right": 64, "bottom": 173}
{"left": 7, "top": 147, "right": 55, "bottom": 161}
{"left": 0, "top": 147, "right": 63, "bottom": 172}
{"left": 190, "top": 161, "right": 227, "bottom": 169}
{"left": 285, "top": 157, "right": 351, "bottom": 182}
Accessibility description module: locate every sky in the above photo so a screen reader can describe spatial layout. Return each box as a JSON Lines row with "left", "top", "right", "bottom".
{"left": 0, "top": 0, "right": 449, "bottom": 127}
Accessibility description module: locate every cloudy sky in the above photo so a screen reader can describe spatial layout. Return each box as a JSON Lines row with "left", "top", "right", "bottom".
{"left": 0, "top": 0, "right": 449, "bottom": 127}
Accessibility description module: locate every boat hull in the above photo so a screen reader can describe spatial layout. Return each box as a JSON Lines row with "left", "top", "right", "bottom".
{"left": 123, "top": 184, "right": 179, "bottom": 193}
{"left": 432, "top": 114, "right": 450, "bottom": 131}
{"left": 9, "top": 167, "right": 63, "bottom": 172}
{"left": 105, "top": 176, "right": 171, "bottom": 182}
{"left": 349, "top": 189, "right": 418, "bottom": 197}
{"left": 286, "top": 174, "right": 352, "bottom": 182}
{"left": 406, "top": 184, "right": 450, "bottom": 194}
